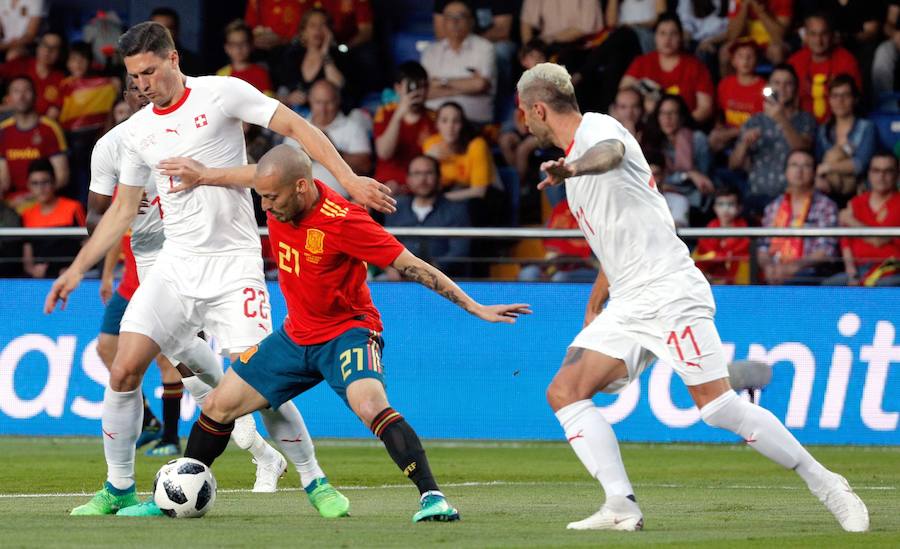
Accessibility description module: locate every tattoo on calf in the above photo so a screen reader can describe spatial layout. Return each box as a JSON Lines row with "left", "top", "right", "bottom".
{"left": 399, "top": 265, "right": 467, "bottom": 310}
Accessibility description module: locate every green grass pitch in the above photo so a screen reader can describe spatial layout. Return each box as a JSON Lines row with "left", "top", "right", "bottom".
{"left": 0, "top": 437, "right": 897, "bottom": 548}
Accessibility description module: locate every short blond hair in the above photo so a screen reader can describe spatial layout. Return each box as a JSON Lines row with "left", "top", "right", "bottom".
{"left": 516, "top": 62, "right": 579, "bottom": 113}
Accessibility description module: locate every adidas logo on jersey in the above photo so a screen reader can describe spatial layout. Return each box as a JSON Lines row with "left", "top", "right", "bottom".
{"left": 320, "top": 199, "right": 348, "bottom": 218}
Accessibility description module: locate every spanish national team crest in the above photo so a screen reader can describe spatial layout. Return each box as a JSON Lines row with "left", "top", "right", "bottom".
{"left": 305, "top": 228, "right": 325, "bottom": 254}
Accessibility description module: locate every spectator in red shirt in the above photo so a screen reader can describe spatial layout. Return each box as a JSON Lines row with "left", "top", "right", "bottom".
{"left": 216, "top": 19, "right": 273, "bottom": 96}
{"left": 709, "top": 38, "right": 765, "bottom": 153}
{"left": 620, "top": 12, "right": 714, "bottom": 124}
{"left": 245, "top": 0, "right": 304, "bottom": 50}
{"left": 693, "top": 185, "right": 751, "bottom": 284}
{"left": 0, "top": 31, "right": 66, "bottom": 118}
{"left": 373, "top": 62, "right": 437, "bottom": 194}
{"left": 788, "top": 12, "right": 862, "bottom": 124}
{"left": 829, "top": 152, "right": 900, "bottom": 286}
{"left": 721, "top": 0, "right": 791, "bottom": 74}
{"left": 21, "top": 158, "right": 85, "bottom": 278}
{"left": 0, "top": 75, "right": 68, "bottom": 207}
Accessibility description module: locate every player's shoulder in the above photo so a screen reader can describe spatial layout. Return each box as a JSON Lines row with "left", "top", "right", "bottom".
{"left": 92, "top": 124, "right": 123, "bottom": 157}
{"left": 579, "top": 112, "right": 624, "bottom": 139}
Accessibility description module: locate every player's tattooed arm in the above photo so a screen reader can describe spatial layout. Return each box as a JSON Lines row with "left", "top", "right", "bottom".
{"left": 391, "top": 249, "right": 532, "bottom": 324}
{"left": 538, "top": 139, "right": 625, "bottom": 189}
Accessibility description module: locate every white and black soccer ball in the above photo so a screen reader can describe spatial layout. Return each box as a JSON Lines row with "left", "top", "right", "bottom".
{"left": 153, "top": 458, "right": 217, "bottom": 518}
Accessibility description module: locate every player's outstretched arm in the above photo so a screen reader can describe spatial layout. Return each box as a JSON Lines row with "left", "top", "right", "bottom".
{"left": 267, "top": 103, "right": 396, "bottom": 214}
{"left": 391, "top": 249, "right": 532, "bottom": 323}
{"left": 537, "top": 138, "right": 625, "bottom": 190}
{"left": 43, "top": 184, "right": 143, "bottom": 313}
{"left": 159, "top": 157, "right": 256, "bottom": 192}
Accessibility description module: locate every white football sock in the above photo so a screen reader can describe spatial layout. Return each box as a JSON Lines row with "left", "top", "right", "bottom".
{"left": 700, "top": 391, "right": 829, "bottom": 490}
{"left": 259, "top": 402, "right": 324, "bottom": 488}
{"left": 102, "top": 386, "right": 143, "bottom": 490}
{"left": 171, "top": 337, "right": 223, "bottom": 387}
{"left": 181, "top": 375, "right": 213, "bottom": 405}
{"left": 555, "top": 399, "right": 635, "bottom": 499}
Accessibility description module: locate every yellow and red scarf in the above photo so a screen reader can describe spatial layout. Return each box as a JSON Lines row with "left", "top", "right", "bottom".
{"left": 769, "top": 193, "right": 812, "bottom": 262}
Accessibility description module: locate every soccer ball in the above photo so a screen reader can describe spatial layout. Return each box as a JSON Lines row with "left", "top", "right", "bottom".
{"left": 153, "top": 458, "right": 217, "bottom": 518}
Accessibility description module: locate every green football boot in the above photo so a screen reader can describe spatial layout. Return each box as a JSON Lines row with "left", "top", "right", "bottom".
{"left": 70, "top": 482, "right": 140, "bottom": 516}
{"left": 413, "top": 491, "right": 460, "bottom": 523}
{"left": 116, "top": 500, "right": 164, "bottom": 517}
{"left": 305, "top": 477, "right": 350, "bottom": 518}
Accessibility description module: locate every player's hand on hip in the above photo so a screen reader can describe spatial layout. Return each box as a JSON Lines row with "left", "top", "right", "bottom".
{"left": 473, "top": 303, "right": 533, "bottom": 324}
{"left": 158, "top": 157, "right": 206, "bottom": 193}
{"left": 538, "top": 158, "right": 575, "bottom": 190}
{"left": 100, "top": 277, "right": 113, "bottom": 304}
{"left": 44, "top": 269, "right": 84, "bottom": 313}
{"left": 346, "top": 175, "right": 397, "bottom": 214}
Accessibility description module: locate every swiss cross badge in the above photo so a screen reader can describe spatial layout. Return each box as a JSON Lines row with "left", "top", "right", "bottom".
{"left": 194, "top": 114, "right": 208, "bottom": 128}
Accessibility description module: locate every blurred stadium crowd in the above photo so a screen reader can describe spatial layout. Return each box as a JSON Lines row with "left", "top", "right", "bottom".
{"left": 0, "top": 0, "right": 898, "bottom": 284}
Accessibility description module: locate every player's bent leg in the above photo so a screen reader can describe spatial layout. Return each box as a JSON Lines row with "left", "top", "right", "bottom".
{"left": 146, "top": 355, "right": 183, "bottom": 457}
{"left": 96, "top": 333, "right": 118, "bottom": 369}
{"left": 695, "top": 379, "right": 869, "bottom": 532}
{"left": 73, "top": 333, "right": 160, "bottom": 516}
{"left": 546, "top": 347, "right": 629, "bottom": 412}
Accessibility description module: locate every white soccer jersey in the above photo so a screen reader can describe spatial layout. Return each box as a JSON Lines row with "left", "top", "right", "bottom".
{"left": 117, "top": 76, "right": 279, "bottom": 256}
{"left": 88, "top": 123, "right": 165, "bottom": 258}
{"left": 564, "top": 113, "right": 697, "bottom": 301}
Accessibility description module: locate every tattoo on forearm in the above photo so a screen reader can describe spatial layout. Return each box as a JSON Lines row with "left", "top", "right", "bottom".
{"left": 398, "top": 264, "right": 469, "bottom": 311}
{"left": 573, "top": 139, "right": 625, "bottom": 176}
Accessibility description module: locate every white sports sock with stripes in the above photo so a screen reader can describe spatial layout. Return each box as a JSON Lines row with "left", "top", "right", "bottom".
{"left": 102, "top": 386, "right": 143, "bottom": 490}
{"left": 555, "top": 399, "right": 635, "bottom": 499}
{"left": 259, "top": 402, "right": 324, "bottom": 488}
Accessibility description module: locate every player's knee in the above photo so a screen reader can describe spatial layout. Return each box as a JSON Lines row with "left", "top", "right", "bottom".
{"left": 546, "top": 380, "right": 580, "bottom": 412}
{"left": 354, "top": 396, "right": 388, "bottom": 426}
{"left": 201, "top": 389, "right": 238, "bottom": 424}
{"left": 108, "top": 362, "right": 142, "bottom": 392}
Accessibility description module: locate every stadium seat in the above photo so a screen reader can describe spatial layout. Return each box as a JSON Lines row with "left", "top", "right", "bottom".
{"left": 390, "top": 31, "right": 433, "bottom": 64}
{"left": 869, "top": 110, "right": 900, "bottom": 152}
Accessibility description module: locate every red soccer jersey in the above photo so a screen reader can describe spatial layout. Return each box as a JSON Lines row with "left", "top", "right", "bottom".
{"left": 245, "top": 0, "right": 304, "bottom": 41}
{"left": 216, "top": 64, "right": 273, "bottom": 96}
{"left": 693, "top": 218, "right": 751, "bottom": 284}
{"left": 788, "top": 47, "right": 861, "bottom": 124}
{"left": 0, "top": 57, "right": 65, "bottom": 115}
{"left": 268, "top": 181, "right": 405, "bottom": 344}
{"left": 116, "top": 233, "right": 140, "bottom": 300}
{"left": 373, "top": 103, "right": 436, "bottom": 190}
{"left": 0, "top": 116, "right": 67, "bottom": 197}
{"left": 310, "top": 0, "right": 374, "bottom": 44}
{"left": 624, "top": 52, "right": 713, "bottom": 113}
{"left": 841, "top": 192, "right": 900, "bottom": 264}
{"left": 728, "top": 0, "right": 792, "bottom": 47}
{"left": 717, "top": 75, "right": 765, "bottom": 128}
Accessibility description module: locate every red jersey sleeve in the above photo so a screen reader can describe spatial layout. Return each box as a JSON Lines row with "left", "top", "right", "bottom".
{"left": 338, "top": 207, "right": 405, "bottom": 268}
{"left": 695, "top": 59, "right": 714, "bottom": 96}
{"left": 373, "top": 105, "right": 394, "bottom": 137}
{"left": 625, "top": 54, "right": 650, "bottom": 80}
{"left": 245, "top": 0, "right": 260, "bottom": 28}
{"left": 769, "top": 0, "right": 792, "bottom": 18}
{"left": 356, "top": 0, "right": 373, "bottom": 24}
{"left": 835, "top": 49, "right": 862, "bottom": 89}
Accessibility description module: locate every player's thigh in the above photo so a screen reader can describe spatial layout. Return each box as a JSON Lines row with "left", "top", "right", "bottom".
{"left": 229, "top": 326, "right": 323, "bottom": 412}
{"left": 201, "top": 256, "right": 272, "bottom": 356}
{"left": 658, "top": 316, "right": 731, "bottom": 391}
{"left": 203, "top": 369, "right": 271, "bottom": 423}
{"left": 120, "top": 268, "right": 198, "bottom": 360}
{"left": 346, "top": 378, "right": 390, "bottom": 426}
{"left": 314, "top": 328, "right": 386, "bottom": 410}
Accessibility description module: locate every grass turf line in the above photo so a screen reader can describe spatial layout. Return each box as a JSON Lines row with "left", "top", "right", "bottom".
{"left": 0, "top": 437, "right": 896, "bottom": 548}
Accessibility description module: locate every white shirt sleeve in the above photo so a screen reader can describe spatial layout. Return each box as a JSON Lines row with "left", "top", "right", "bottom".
{"left": 88, "top": 131, "right": 120, "bottom": 196}
{"left": 208, "top": 75, "right": 280, "bottom": 128}
{"left": 118, "top": 128, "right": 152, "bottom": 188}
{"left": 578, "top": 114, "right": 627, "bottom": 149}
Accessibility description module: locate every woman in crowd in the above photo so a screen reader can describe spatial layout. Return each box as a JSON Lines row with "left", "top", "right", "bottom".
{"left": 276, "top": 8, "right": 347, "bottom": 112}
{"left": 423, "top": 101, "right": 494, "bottom": 203}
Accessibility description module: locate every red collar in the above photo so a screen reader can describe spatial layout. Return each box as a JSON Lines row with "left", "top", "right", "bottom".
{"left": 564, "top": 140, "right": 574, "bottom": 156}
{"left": 153, "top": 87, "right": 191, "bottom": 115}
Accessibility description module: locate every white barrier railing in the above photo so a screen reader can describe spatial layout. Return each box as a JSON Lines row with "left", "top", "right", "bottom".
{"left": 2, "top": 226, "right": 900, "bottom": 238}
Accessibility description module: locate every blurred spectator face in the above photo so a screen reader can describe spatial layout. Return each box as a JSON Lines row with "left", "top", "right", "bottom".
{"left": 113, "top": 100, "right": 132, "bottom": 124}
{"left": 301, "top": 11, "right": 330, "bottom": 49}
{"left": 396, "top": 77, "right": 428, "bottom": 109}
{"left": 28, "top": 168, "right": 56, "bottom": 205}
{"left": 713, "top": 194, "right": 740, "bottom": 224}
{"left": 804, "top": 17, "right": 832, "bottom": 57}
{"left": 654, "top": 21, "right": 681, "bottom": 56}
{"left": 67, "top": 51, "right": 90, "bottom": 78}
{"left": 657, "top": 97, "right": 682, "bottom": 137}
{"left": 612, "top": 89, "right": 643, "bottom": 130}
{"left": 827, "top": 82, "right": 854, "bottom": 118}
{"left": 868, "top": 156, "right": 898, "bottom": 193}
{"left": 785, "top": 151, "right": 815, "bottom": 191}
{"left": 151, "top": 14, "right": 179, "bottom": 42}
{"left": 225, "top": 28, "right": 252, "bottom": 64}
{"left": 123, "top": 77, "right": 150, "bottom": 113}
{"left": 442, "top": 2, "right": 474, "bottom": 43}
{"left": 768, "top": 68, "right": 796, "bottom": 106}
{"left": 520, "top": 48, "right": 547, "bottom": 70}
{"left": 731, "top": 44, "right": 757, "bottom": 77}
{"left": 36, "top": 33, "right": 63, "bottom": 67}
{"left": 436, "top": 104, "right": 464, "bottom": 145}
{"left": 407, "top": 156, "right": 440, "bottom": 198}
{"left": 8, "top": 78, "right": 35, "bottom": 114}
{"left": 308, "top": 81, "right": 340, "bottom": 127}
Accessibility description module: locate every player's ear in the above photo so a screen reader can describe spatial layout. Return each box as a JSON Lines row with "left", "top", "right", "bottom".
{"left": 169, "top": 49, "right": 180, "bottom": 69}
{"left": 295, "top": 177, "right": 307, "bottom": 194}
{"left": 534, "top": 102, "right": 546, "bottom": 121}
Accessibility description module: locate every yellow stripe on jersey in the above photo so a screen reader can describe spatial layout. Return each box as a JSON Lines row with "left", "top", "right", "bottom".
{"left": 320, "top": 200, "right": 348, "bottom": 218}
